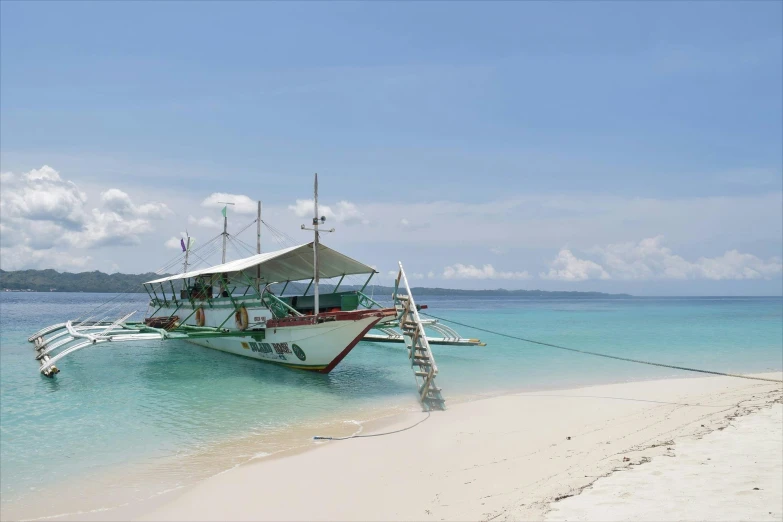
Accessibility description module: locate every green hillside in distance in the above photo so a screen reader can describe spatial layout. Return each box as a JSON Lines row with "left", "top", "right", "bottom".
{"left": 1, "top": 269, "right": 631, "bottom": 297}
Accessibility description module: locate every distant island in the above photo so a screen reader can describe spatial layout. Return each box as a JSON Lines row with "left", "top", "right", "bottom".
{"left": 0, "top": 269, "right": 166, "bottom": 294}
{"left": 0, "top": 269, "right": 631, "bottom": 297}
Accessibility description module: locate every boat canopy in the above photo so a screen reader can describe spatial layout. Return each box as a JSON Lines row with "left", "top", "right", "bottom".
{"left": 145, "top": 242, "right": 377, "bottom": 285}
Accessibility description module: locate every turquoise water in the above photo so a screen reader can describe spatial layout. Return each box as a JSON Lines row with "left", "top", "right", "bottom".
{"left": 1, "top": 293, "right": 781, "bottom": 518}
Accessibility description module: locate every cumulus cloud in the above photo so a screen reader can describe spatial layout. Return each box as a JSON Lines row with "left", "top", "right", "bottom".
{"left": 0, "top": 244, "right": 93, "bottom": 271}
{"left": 541, "top": 236, "right": 782, "bottom": 281}
{"left": 0, "top": 166, "right": 171, "bottom": 270}
{"left": 0, "top": 165, "right": 88, "bottom": 229}
{"left": 443, "top": 263, "right": 531, "bottom": 280}
{"left": 188, "top": 215, "right": 222, "bottom": 229}
{"left": 288, "top": 199, "right": 367, "bottom": 224}
{"left": 165, "top": 236, "right": 183, "bottom": 250}
{"left": 201, "top": 193, "right": 258, "bottom": 214}
{"left": 102, "top": 188, "right": 172, "bottom": 219}
{"left": 540, "top": 249, "right": 611, "bottom": 281}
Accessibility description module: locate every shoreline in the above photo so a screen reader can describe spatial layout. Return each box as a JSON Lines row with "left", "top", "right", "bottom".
{"left": 10, "top": 371, "right": 778, "bottom": 522}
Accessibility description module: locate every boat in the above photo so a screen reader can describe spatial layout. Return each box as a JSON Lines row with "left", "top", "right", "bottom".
{"left": 27, "top": 175, "right": 483, "bottom": 410}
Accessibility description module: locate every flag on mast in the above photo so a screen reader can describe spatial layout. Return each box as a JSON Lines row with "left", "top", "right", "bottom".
{"left": 180, "top": 238, "right": 187, "bottom": 252}
{"left": 221, "top": 205, "right": 227, "bottom": 218}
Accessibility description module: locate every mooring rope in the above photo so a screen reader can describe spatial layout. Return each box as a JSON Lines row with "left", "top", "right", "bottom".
{"left": 313, "top": 412, "right": 431, "bottom": 441}
{"left": 421, "top": 312, "right": 783, "bottom": 384}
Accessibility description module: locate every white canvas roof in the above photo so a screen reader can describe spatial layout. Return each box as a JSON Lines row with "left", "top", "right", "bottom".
{"left": 145, "top": 243, "right": 376, "bottom": 285}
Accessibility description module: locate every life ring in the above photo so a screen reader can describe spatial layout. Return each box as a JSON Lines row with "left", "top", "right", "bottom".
{"left": 235, "top": 307, "right": 249, "bottom": 331}
{"left": 195, "top": 308, "right": 206, "bottom": 327}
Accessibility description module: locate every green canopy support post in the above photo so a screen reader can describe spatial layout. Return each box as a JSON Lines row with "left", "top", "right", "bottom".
{"left": 158, "top": 283, "right": 169, "bottom": 307}
{"left": 217, "top": 308, "right": 237, "bottom": 330}
{"left": 239, "top": 271, "right": 263, "bottom": 301}
{"left": 169, "top": 281, "right": 180, "bottom": 308}
{"left": 221, "top": 274, "right": 238, "bottom": 310}
{"left": 333, "top": 274, "right": 345, "bottom": 293}
{"left": 171, "top": 305, "right": 201, "bottom": 330}
{"left": 360, "top": 273, "right": 374, "bottom": 293}
{"left": 185, "top": 278, "right": 197, "bottom": 309}
{"left": 149, "top": 284, "right": 161, "bottom": 307}
{"left": 303, "top": 278, "right": 313, "bottom": 296}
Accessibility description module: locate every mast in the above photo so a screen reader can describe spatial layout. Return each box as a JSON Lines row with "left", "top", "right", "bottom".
{"left": 183, "top": 234, "right": 190, "bottom": 274}
{"left": 217, "top": 201, "right": 235, "bottom": 263}
{"left": 257, "top": 201, "right": 262, "bottom": 255}
{"left": 256, "top": 201, "right": 262, "bottom": 291}
{"left": 182, "top": 232, "right": 191, "bottom": 293}
{"left": 300, "top": 173, "right": 334, "bottom": 316}
{"left": 313, "top": 174, "right": 320, "bottom": 315}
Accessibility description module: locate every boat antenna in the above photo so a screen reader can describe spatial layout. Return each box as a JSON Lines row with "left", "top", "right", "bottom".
{"left": 301, "top": 173, "right": 334, "bottom": 316}
{"left": 217, "top": 201, "right": 235, "bottom": 263}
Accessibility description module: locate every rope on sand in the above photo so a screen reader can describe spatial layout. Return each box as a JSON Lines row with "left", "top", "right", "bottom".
{"left": 421, "top": 312, "right": 783, "bottom": 384}
{"left": 313, "top": 412, "right": 431, "bottom": 441}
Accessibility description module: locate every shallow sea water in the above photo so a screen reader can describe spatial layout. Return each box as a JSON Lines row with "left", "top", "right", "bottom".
{"left": 1, "top": 292, "right": 781, "bottom": 519}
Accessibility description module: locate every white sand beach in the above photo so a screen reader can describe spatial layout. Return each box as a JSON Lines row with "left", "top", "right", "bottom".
{"left": 547, "top": 402, "right": 783, "bottom": 521}
{"left": 126, "top": 372, "right": 782, "bottom": 522}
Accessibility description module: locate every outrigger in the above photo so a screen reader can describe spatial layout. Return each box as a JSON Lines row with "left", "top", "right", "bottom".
{"left": 28, "top": 175, "right": 483, "bottom": 410}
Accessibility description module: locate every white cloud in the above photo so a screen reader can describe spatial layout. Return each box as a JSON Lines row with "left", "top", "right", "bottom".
{"left": 188, "top": 215, "right": 222, "bottom": 229}
{"left": 288, "top": 199, "right": 367, "bottom": 224}
{"left": 102, "top": 188, "right": 172, "bottom": 219}
{"left": 490, "top": 247, "right": 507, "bottom": 255}
{"left": 201, "top": 193, "right": 258, "bottom": 215}
{"left": 541, "top": 236, "right": 782, "bottom": 281}
{"left": 0, "top": 165, "right": 88, "bottom": 229}
{"left": 411, "top": 272, "right": 424, "bottom": 280}
{"left": 696, "top": 250, "right": 782, "bottom": 280}
{"left": 165, "top": 236, "right": 183, "bottom": 250}
{"left": 443, "top": 263, "right": 531, "bottom": 280}
{"left": 540, "top": 249, "right": 611, "bottom": 281}
{"left": 0, "top": 166, "right": 171, "bottom": 270}
{"left": 0, "top": 244, "right": 92, "bottom": 271}
{"left": 427, "top": 271, "right": 435, "bottom": 279}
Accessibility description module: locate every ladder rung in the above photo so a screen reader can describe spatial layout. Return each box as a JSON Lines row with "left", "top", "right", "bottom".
{"left": 414, "top": 371, "right": 431, "bottom": 378}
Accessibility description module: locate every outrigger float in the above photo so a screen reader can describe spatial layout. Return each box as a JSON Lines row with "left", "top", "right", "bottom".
{"left": 28, "top": 176, "right": 483, "bottom": 410}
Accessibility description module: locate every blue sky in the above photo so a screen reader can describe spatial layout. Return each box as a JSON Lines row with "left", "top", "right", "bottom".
{"left": 1, "top": 1, "right": 781, "bottom": 295}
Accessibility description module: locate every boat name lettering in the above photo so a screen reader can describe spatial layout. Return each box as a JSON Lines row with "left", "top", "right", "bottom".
{"left": 249, "top": 342, "right": 273, "bottom": 354}
{"left": 272, "top": 342, "right": 292, "bottom": 354}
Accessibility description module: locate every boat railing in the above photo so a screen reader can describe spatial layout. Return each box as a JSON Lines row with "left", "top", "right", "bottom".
{"left": 262, "top": 285, "right": 304, "bottom": 318}
{"left": 357, "top": 291, "right": 385, "bottom": 310}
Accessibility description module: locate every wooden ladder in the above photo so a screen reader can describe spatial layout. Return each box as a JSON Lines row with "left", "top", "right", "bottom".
{"left": 393, "top": 262, "right": 446, "bottom": 411}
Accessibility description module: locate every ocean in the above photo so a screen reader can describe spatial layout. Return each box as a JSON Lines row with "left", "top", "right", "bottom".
{"left": 1, "top": 292, "right": 781, "bottom": 520}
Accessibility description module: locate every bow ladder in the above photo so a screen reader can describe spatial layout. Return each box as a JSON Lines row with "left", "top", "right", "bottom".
{"left": 393, "top": 262, "right": 446, "bottom": 411}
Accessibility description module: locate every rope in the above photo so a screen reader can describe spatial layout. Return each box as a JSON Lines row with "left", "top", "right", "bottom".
{"left": 421, "top": 312, "right": 783, "bottom": 384}
{"left": 313, "top": 412, "right": 431, "bottom": 441}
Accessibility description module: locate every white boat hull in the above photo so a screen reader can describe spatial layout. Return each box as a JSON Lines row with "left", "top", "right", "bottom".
{"left": 186, "top": 316, "right": 381, "bottom": 371}
{"left": 150, "top": 303, "right": 390, "bottom": 372}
